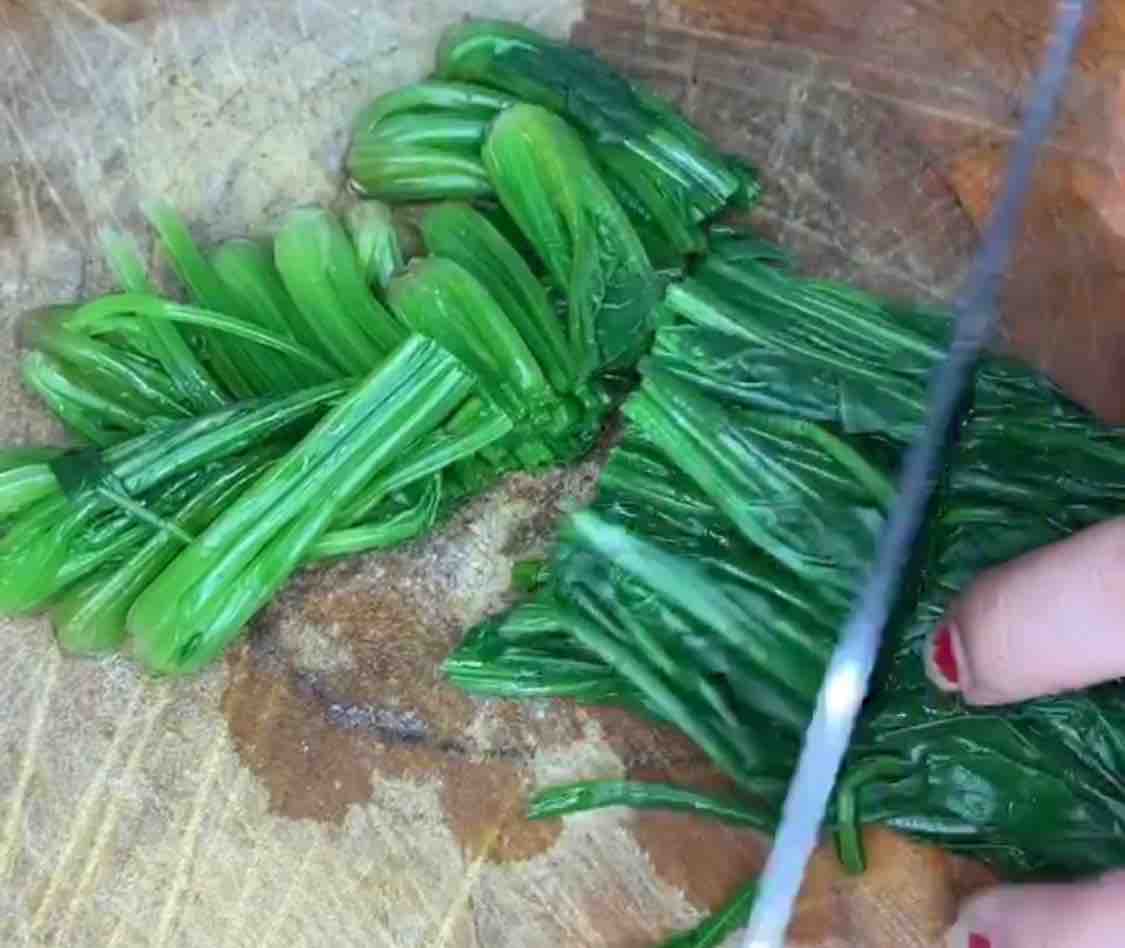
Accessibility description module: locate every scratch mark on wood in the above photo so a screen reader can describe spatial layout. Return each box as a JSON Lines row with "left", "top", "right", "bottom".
{"left": 0, "top": 17, "right": 129, "bottom": 237}
{"left": 30, "top": 684, "right": 146, "bottom": 934}
{"left": 0, "top": 99, "right": 84, "bottom": 243}
{"left": 321, "top": 826, "right": 405, "bottom": 945}
{"left": 308, "top": 847, "right": 390, "bottom": 948}
{"left": 430, "top": 794, "right": 510, "bottom": 948}
{"left": 57, "top": 0, "right": 142, "bottom": 48}
{"left": 53, "top": 9, "right": 145, "bottom": 208}
{"left": 0, "top": 650, "right": 61, "bottom": 879}
{"left": 207, "top": 3, "right": 248, "bottom": 88}
{"left": 359, "top": 803, "right": 443, "bottom": 931}
{"left": 257, "top": 836, "right": 323, "bottom": 948}
{"left": 552, "top": 847, "right": 616, "bottom": 945}
{"left": 213, "top": 671, "right": 288, "bottom": 948}
{"left": 151, "top": 717, "right": 233, "bottom": 947}
{"left": 56, "top": 692, "right": 174, "bottom": 945}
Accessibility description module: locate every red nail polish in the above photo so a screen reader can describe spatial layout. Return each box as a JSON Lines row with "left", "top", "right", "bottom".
{"left": 931, "top": 623, "right": 960, "bottom": 685}
{"left": 969, "top": 934, "right": 991, "bottom": 948}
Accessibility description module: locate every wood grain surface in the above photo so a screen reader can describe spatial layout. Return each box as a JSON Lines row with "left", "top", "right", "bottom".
{"left": 1, "top": 1, "right": 1122, "bottom": 946}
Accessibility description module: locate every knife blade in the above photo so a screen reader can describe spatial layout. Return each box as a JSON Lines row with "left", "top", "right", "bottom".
{"left": 741, "top": 3, "right": 1094, "bottom": 945}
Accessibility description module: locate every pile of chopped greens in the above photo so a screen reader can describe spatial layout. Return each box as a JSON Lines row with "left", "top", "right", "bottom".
{"left": 450, "top": 246, "right": 1125, "bottom": 941}
{"left": 6, "top": 18, "right": 1125, "bottom": 946}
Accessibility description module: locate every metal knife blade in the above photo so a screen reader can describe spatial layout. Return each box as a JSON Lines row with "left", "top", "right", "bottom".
{"left": 741, "top": 3, "right": 1094, "bottom": 945}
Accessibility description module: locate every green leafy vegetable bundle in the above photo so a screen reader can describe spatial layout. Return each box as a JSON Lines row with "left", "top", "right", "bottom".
{"left": 448, "top": 248, "right": 1125, "bottom": 943}
{"left": 4, "top": 123, "right": 649, "bottom": 670}
{"left": 348, "top": 20, "right": 759, "bottom": 267}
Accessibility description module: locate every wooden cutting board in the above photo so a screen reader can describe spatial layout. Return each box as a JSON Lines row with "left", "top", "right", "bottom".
{"left": 1, "top": 1, "right": 1122, "bottom": 945}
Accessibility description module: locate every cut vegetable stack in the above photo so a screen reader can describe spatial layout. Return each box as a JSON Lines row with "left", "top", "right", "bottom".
{"left": 448, "top": 248, "right": 1125, "bottom": 943}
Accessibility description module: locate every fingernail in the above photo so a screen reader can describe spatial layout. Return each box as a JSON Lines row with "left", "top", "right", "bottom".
{"left": 927, "top": 622, "right": 961, "bottom": 690}
{"left": 968, "top": 935, "right": 991, "bottom": 948}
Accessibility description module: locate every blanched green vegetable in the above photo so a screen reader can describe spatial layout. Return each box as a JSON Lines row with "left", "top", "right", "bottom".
{"left": 11, "top": 25, "right": 1125, "bottom": 943}
{"left": 145, "top": 200, "right": 283, "bottom": 398}
{"left": 660, "top": 254, "right": 1077, "bottom": 439}
{"left": 388, "top": 256, "right": 554, "bottom": 424}
{"left": 483, "top": 104, "right": 659, "bottom": 374}
{"left": 0, "top": 382, "right": 347, "bottom": 614}
{"left": 274, "top": 207, "right": 407, "bottom": 376}
{"left": 351, "top": 79, "right": 517, "bottom": 135}
{"left": 360, "top": 112, "right": 490, "bottom": 151}
{"left": 22, "top": 350, "right": 152, "bottom": 445}
{"left": 449, "top": 250, "right": 1125, "bottom": 914}
{"left": 309, "top": 474, "right": 443, "bottom": 560}
{"left": 344, "top": 201, "right": 406, "bottom": 292}
{"left": 210, "top": 238, "right": 331, "bottom": 389}
{"left": 129, "top": 335, "right": 477, "bottom": 675}
{"left": 0, "top": 449, "right": 62, "bottom": 520}
{"left": 347, "top": 141, "right": 493, "bottom": 202}
{"left": 594, "top": 143, "right": 707, "bottom": 260}
{"left": 329, "top": 395, "right": 512, "bottom": 529}
{"left": 100, "top": 230, "right": 228, "bottom": 412}
{"left": 22, "top": 306, "right": 190, "bottom": 424}
{"left": 437, "top": 20, "right": 749, "bottom": 222}
{"left": 62, "top": 293, "right": 337, "bottom": 381}
{"left": 420, "top": 202, "right": 578, "bottom": 393}
{"left": 50, "top": 452, "right": 269, "bottom": 654}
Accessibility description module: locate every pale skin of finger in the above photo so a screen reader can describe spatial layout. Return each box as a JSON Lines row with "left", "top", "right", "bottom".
{"left": 932, "top": 519, "right": 1125, "bottom": 945}
{"left": 946, "top": 871, "right": 1125, "bottom": 948}
{"left": 928, "top": 517, "right": 1125, "bottom": 705}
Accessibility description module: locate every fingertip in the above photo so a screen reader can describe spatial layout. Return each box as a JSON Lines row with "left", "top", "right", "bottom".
{"left": 921, "top": 519, "right": 1125, "bottom": 705}
{"left": 947, "top": 874, "right": 1125, "bottom": 948}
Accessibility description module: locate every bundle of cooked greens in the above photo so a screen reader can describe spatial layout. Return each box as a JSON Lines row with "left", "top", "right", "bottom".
{"left": 449, "top": 247, "right": 1125, "bottom": 943}
{"left": 7, "top": 17, "right": 1125, "bottom": 947}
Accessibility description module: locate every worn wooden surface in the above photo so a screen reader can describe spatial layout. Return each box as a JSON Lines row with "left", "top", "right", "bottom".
{"left": 1, "top": 1, "right": 1122, "bottom": 946}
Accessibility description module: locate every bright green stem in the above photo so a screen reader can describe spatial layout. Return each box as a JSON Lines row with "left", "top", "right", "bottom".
{"left": 625, "top": 373, "right": 895, "bottom": 570}
{"left": 560, "top": 559, "right": 756, "bottom": 789}
{"left": 22, "top": 351, "right": 147, "bottom": 444}
{"left": 310, "top": 474, "right": 442, "bottom": 560}
{"left": 128, "top": 336, "right": 474, "bottom": 675}
{"left": 528, "top": 780, "right": 772, "bottom": 832}
{"left": 344, "top": 201, "right": 405, "bottom": 292}
{"left": 0, "top": 383, "right": 342, "bottom": 615}
{"left": 359, "top": 113, "right": 489, "bottom": 151}
{"left": 63, "top": 293, "right": 338, "bottom": 380}
{"left": 0, "top": 450, "right": 62, "bottom": 519}
{"left": 387, "top": 257, "right": 553, "bottom": 421}
{"left": 333, "top": 395, "right": 512, "bottom": 527}
{"left": 94, "top": 381, "right": 348, "bottom": 501}
{"left": 143, "top": 200, "right": 263, "bottom": 398}
{"left": 445, "top": 651, "right": 636, "bottom": 703}
{"left": 833, "top": 756, "right": 913, "bottom": 874}
{"left": 274, "top": 207, "right": 407, "bottom": 376}
{"left": 210, "top": 238, "right": 331, "bottom": 389}
{"left": 483, "top": 104, "right": 658, "bottom": 374}
{"left": 101, "top": 229, "right": 228, "bottom": 412}
{"left": 421, "top": 202, "right": 578, "bottom": 393}
{"left": 595, "top": 143, "right": 706, "bottom": 257}
{"left": 50, "top": 455, "right": 266, "bottom": 655}
{"left": 347, "top": 142, "right": 494, "bottom": 202}
{"left": 30, "top": 321, "right": 190, "bottom": 422}
{"left": 352, "top": 79, "right": 517, "bottom": 134}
